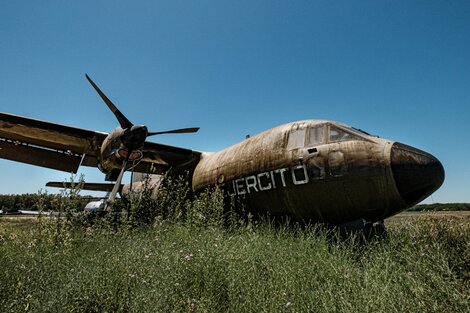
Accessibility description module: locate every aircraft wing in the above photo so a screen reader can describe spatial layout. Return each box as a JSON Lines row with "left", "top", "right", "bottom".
{"left": 46, "top": 181, "right": 120, "bottom": 192}
{"left": 0, "top": 112, "right": 105, "bottom": 173}
{"left": 137, "top": 141, "right": 201, "bottom": 174}
{"left": 0, "top": 112, "right": 201, "bottom": 175}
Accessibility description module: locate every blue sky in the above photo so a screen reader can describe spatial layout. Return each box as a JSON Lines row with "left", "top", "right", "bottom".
{"left": 0, "top": 1, "right": 469, "bottom": 203}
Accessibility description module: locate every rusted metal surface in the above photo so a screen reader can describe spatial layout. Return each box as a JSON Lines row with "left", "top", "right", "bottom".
{"left": 98, "top": 126, "right": 200, "bottom": 176}
{"left": 0, "top": 112, "right": 200, "bottom": 178}
{"left": 46, "top": 181, "right": 118, "bottom": 192}
{"left": 121, "top": 174, "right": 163, "bottom": 198}
{"left": 193, "top": 120, "right": 443, "bottom": 224}
{"left": 0, "top": 110, "right": 444, "bottom": 225}
{"left": 0, "top": 112, "right": 104, "bottom": 155}
{"left": 0, "top": 138, "right": 82, "bottom": 173}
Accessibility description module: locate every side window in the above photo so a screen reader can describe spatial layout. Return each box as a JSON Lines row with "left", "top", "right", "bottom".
{"left": 306, "top": 125, "right": 325, "bottom": 146}
{"left": 287, "top": 128, "right": 306, "bottom": 150}
{"left": 329, "top": 126, "right": 359, "bottom": 143}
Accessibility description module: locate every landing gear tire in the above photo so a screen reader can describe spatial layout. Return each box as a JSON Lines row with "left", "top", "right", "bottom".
{"left": 364, "top": 220, "right": 387, "bottom": 238}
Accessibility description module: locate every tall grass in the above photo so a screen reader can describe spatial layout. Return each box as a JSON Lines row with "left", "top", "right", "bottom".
{"left": 0, "top": 178, "right": 468, "bottom": 312}
{"left": 1, "top": 216, "right": 468, "bottom": 312}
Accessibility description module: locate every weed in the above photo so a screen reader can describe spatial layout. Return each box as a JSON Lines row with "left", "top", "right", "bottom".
{"left": 1, "top": 177, "right": 468, "bottom": 312}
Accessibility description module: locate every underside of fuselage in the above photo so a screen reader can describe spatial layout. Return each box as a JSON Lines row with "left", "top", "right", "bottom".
{"left": 68, "top": 119, "right": 444, "bottom": 227}
{"left": 191, "top": 120, "right": 444, "bottom": 225}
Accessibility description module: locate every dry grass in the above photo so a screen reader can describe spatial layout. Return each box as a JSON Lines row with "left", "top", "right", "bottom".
{"left": 386, "top": 210, "right": 470, "bottom": 227}
{"left": 1, "top": 210, "right": 469, "bottom": 313}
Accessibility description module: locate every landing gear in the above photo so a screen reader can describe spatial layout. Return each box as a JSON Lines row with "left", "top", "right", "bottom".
{"left": 336, "top": 218, "right": 387, "bottom": 239}
{"left": 364, "top": 220, "right": 387, "bottom": 238}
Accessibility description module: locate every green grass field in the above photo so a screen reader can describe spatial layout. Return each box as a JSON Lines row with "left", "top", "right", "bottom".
{"left": 0, "top": 211, "right": 469, "bottom": 313}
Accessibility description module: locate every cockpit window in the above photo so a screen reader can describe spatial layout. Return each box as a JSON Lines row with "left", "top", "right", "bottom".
{"left": 286, "top": 128, "right": 306, "bottom": 150}
{"left": 306, "top": 125, "right": 325, "bottom": 146}
{"left": 329, "top": 126, "right": 361, "bottom": 143}
{"left": 287, "top": 124, "right": 362, "bottom": 149}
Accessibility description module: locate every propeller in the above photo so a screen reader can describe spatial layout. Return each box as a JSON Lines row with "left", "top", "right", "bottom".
{"left": 85, "top": 74, "right": 199, "bottom": 204}
{"left": 85, "top": 74, "right": 133, "bottom": 129}
{"left": 148, "top": 127, "right": 200, "bottom": 136}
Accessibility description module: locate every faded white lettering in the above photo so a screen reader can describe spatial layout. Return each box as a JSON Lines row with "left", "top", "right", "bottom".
{"left": 257, "top": 172, "right": 272, "bottom": 191}
{"left": 270, "top": 170, "right": 276, "bottom": 189}
{"left": 291, "top": 165, "right": 309, "bottom": 185}
{"left": 274, "top": 168, "right": 288, "bottom": 187}
{"left": 223, "top": 164, "right": 322, "bottom": 196}
{"left": 235, "top": 178, "right": 246, "bottom": 195}
{"left": 245, "top": 176, "right": 259, "bottom": 193}
{"left": 227, "top": 181, "right": 237, "bottom": 196}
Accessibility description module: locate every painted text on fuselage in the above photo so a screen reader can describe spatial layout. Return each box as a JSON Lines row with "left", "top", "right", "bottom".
{"left": 223, "top": 164, "right": 310, "bottom": 196}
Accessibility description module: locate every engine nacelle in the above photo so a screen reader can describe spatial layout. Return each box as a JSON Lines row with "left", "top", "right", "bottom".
{"left": 98, "top": 127, "right": 126, "bottom": 174}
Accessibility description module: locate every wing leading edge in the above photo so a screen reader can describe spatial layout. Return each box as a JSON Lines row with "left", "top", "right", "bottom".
{"left": 0, "top": 112, "right": 201, "bottom": 175}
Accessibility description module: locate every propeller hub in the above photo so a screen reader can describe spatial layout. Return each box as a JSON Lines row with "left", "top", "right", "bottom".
{"left": 120, "top": 125, "right": 148, "bottom": 150}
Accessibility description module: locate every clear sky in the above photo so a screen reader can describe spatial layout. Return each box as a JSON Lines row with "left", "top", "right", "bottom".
{"left": 0, "top": 1, "right": 469, "bottom": 203}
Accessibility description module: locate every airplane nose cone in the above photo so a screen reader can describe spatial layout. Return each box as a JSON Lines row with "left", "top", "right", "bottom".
{"left": 391, "top": 142, "right": 445, "bottom": 206}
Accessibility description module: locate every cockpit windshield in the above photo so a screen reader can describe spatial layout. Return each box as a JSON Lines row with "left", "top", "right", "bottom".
{"left": 287, "top": 124, "right": 327, "bottom": 150}
{"left": 286, "top": 123, "right": 367, "bottom": 150}
{"left": 328, "top": 125, "right": 363, "bottom": 143}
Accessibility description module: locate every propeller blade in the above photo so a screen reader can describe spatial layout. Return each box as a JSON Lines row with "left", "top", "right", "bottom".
{"left": 85, "top": 74, "right": 133, "bottom": 129}
{"left": 107, "top": 158, "right": 128, "bottom": 203}
{"left": 147, "top": 127, "right": 199, "bottom": 136}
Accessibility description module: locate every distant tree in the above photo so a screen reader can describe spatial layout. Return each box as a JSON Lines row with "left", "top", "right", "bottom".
{"left": 0, "top": 194, "right": 99, "bottom": 212}
{"left": 409, "top": 203, "right": 470, "bottom": 211}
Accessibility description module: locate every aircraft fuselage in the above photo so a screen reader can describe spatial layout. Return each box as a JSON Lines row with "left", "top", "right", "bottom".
{"left": 192, "top": 120, "right": 444, "bottom": 224}
{"left": 0, "top": 75, "right": 444, "bottom": 226}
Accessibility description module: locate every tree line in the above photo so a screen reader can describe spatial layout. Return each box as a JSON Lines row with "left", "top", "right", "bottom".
{"left": 410, "top": 203, "right": 470, "bottom": 211}
{"left": 1, "top": 192, "right": 469, "bottom": 213}
{"left": 0, "top": 193, "right": 95, "bottom": 213}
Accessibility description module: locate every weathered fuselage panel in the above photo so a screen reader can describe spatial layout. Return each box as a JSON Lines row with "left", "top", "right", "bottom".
{"left": 192, "top": 120, "right": 443, "bottom": 224}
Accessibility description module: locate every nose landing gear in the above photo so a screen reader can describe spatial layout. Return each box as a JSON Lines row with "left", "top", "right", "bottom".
{"left": 336, "top": 218, "right": 387, "bottom": 239}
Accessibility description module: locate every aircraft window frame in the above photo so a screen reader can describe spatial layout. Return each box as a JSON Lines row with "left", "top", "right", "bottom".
{"left": 350, "top": 127, "right": 371, "bottom": 136}
{"left": 328, "top": 124, "right": 363, "bottom": 143}
{"left": 286, "top": 127, "right": 306, "bottom": 150}
{"left": 306, "top": 124, "right": 326, "bottom": 147}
